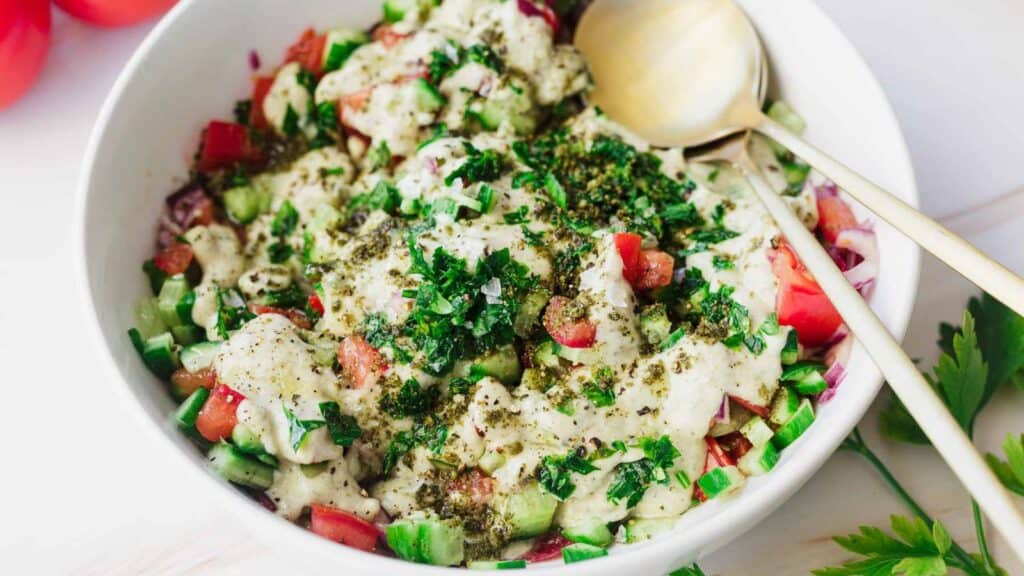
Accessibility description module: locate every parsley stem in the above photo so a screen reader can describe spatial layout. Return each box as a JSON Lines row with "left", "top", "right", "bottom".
{"left": 972, "top": 499, "right": 998, "bottom": 574}
{"left": 841, "top": 428, "right": 986, "bottom": 574}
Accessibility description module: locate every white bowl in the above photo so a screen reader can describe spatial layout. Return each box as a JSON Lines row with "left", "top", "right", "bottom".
{"left": 75, "top": 0, "right": 920, "bottom": 573}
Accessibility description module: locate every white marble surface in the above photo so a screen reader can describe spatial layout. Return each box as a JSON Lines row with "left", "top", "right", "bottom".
{"left": 1, "top": 2, "right": 1023, "bottom": 574}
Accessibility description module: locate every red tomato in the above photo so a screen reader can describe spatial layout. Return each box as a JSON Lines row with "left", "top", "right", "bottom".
{"left": 170, "top": 367, "right": 216, "bottom": 397}
{"left": 448, "top": 468, "right": 496, "bottom": 505}
{"left": 308, "top": 293, "right": 325, "bottom": 316}
{"left": 372, "top": 25, "right": 410, "bottom": 48}
{"left": 612, "top": 232, "right": 642, "bottom": 285}
{"left": 543, "top": 296, "right": 597, "bottom": 349}
{"left": 285, "top": 28, "right": 326, "bottom": 74}
{"left": 337, "top": 87, "right": 373, "bottom": 128}
{"left": 705, "top": 435, "right": 736, "bottom": 468}
{"left": 309, "top": 504, "right": 381, "bottom": 552}
{"left": 153, "top": 243, "right": 194, "bottom": 275}
{"left": 715, "top": 432, "right": 753, "bottom": 461}
{"left": 0, "top": 0, "right": 50, "bottom": 110}
{"left": 729, "top": 394, "right": 769, "bottom": 419}
{"left": 198, "top": 121, "right": 255, "bottom": 172}
{"left": 248, "top": 304, "right": 313, "bottom": 330}
{"left": 634, "top": 250, "right": 674, "bottom": 290}
{"left": 522, "top": 533, "right": 571, "bottom": 563}
{"left": 54, "top": 0, "right": 177, "bottom": 26}
{"left": 195, "top": 384, "right": 244, "bottom": 442}
{"left": 817, "top": 195, "right": 858, "bottom": 244}
{"left": 338, "top": 336, "right": 386, "bottom": 388}
{"left": 249, "top": 75, "right": 275, "bottom": 129}
{"left": 770, "top": 243, "right": 842, "bottom": 347}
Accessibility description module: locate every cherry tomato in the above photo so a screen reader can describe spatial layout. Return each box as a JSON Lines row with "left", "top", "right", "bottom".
{"left": 0, "top": 0, "right": 51, "bottom": 110}
{"left": 770, "top": 242, "right": 842, "bottom": 347}
{"left": 284, "top": 28, "right": 326, "bottom": 74}
{"left": 634, "top": 250, "right": 675, "bottom": 290}
{"left": 543, "top": 296, "right": 597, "bottom": 349}
{"left": 309, "top": 504, "right": 380, "bottom": 552}
{"left": 54, "top": 0, "right": 178, "bottom": 27}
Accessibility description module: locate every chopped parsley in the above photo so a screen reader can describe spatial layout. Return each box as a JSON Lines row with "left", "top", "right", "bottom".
{"left": 215, "top": 288, "right": 255, "bottom": 339}
{"left": 263, "top": 283, "right": 306, "bottom": 309}
{"left": 466, "top": 43, "right": 504, "bottom": 73}
{"left": 382, "top": 422, "right": 449, "bottom": 475}
{"left": 267, "top": 201, "right": 299, "bottom": 263}
{"left": 477, "top": 184, "right": 495, "bottom": 213}
{"left": 282, "top": 104, "right": 300, "bottom": 137}
{"left": 521, "top": 226, "right": 545, "bottom": 247}
{"left": 503, "top": 206, "right": 530, "bottom": 224}
{"left": 233, "top": 99, "right": 252, "bottom": 126}
{"left": 538, "top": 449, "right": 598, "bottom": 500}
{"left": 445, "top": 145, "right": 504, "bottom": 186}
{"left": 368, "top": 140, "right": 392, "bottom": 171}
{"left": 319, "top": 401, "right": 362, "bottom": 447}
{"left": 283, "top": 406, "right": 326, "bottom": 451}
{"left": 712, "top": 255, "right": 734, "bottom": 270}
{"left": 379, "top": 378, "right": 439, "bottom": 419}
{"left": 348, "top": 180, "right": 401, "bottom": 216}
{"left": 680, "top": 227, "right": 740, "bottom": 256}
{"left": 606, "top": 435, "right": 681, "bottom": 507}
{"left": 582, "top": 366, "right": 616, "bottom": 408}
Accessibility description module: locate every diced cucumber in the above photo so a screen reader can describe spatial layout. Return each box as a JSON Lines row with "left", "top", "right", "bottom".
{"left": 157, "top": 275, "right": 192, "bottom": 328}
{"left": 142, "top": 259, "right": 167, "bottom": 295}
{"left": 175, "top": 387, "right": 209, "bottom": 430}
{"left": 623, "top": 518, "right": 675, "bottom": 543}
{"left": 472, "top": 345, "right": 521, "bottom": 386}
{"left": 180, "top": 341, "right": 221, "bottom": 373}
{"left": 138, "top": 332, "right": 178, "bottom": 378}
{"left": 562, "top": 543, "right": 608, "bottom": 564}
{"left": 768, "top": 386, "right": 799, "bottom": 426}
{"left": 514, "top": 289, "right": 551, "bottom": 338}
{"left": 468, "top": 560, "right": 526, "bottom": 570}
{"left": 639, "top": 304, "right": 672, "bottom": 347}
{"left": 503, "top": 483, "right": 558, "bottom": 539}
{"left": 739, "top": 416, "right": 774, "bottom": 449}
{"left": 385, "top": 514, "right": 465, "bottom": 566}
{"left": 223, "top": 185, "right": 270, "bottom": 225}
{"left": 772, "top": 399, "right": 815, "bottom": 449}
{"left": 533, "top": 340, "right": 560, "bottom": 369}
{"left": 322, "top": 28, "right": 369, "bottom": 73}
{"left": 780, "top": 330, "right": 799, "bottom": 365}
{"left": 383, "top": 0, "right": 436, "bottom": 23}
{"left": 232, "top": 424, "right": 267, "bottom": 455}
{"left": 170, "top": 324, "right": 201, "bottom": 346}
{"left": 478, "top": 450, "right": 506, "bottom": 474}
{"left": 738, "top": 442, "right": 779, "bottom": 476}
{"left": 781, "top": 362, "right": 826, "bottom": 383}
{"left": 476, "top": 81, "right": 536, "bottom": 135}
{"left": 696, "top": 465, "right": 745, "bottom": 500}
{"left": 207, "top": 442, "right": 275, "bottom": 489}
{"left": 766, "top": 101, "right": 806, "bottom": 136}
{"left": 412, "top": 77, "right": 446, "bottom": 112}
{"left": 135, "top": 297, "right": 167, "bottom": 339}
{"left": 792, "top": 370, "right": 828, "bottom": 396}
{"left": 562, "top": 518, "right": 613, "bottom": 548}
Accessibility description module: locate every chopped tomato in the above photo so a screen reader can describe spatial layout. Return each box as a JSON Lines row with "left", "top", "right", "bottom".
{"left": 285, "top": 28, "right": 327, "bottom": 74}
{"left": 613, "top": 232, "right": 642, "bottom": 285}
{"left": 195, "top": 384, "right": 244, "bottom": 442}
{"left": 448, "top": 468, "right": 496, "bottom": 505}
{"left": 338, "top": 87, "right": 373, "bottom": 127}
{"left": 634, "top": 250, "right": 674, "bottom": 290}
{"left": 817, "top": 195, "right": 858, "bottom": 244}
{"left": 249, "top": 75, "right": 274, "bottom": 129}
{"left": 729, "top": 394, "right": 769, "bottom": 418}
{"left": 309, "top": 504, "right": 381, "bottom": 552}
{"left": 338, "top": 336, "right": 386, "bottom": 388}
{"left": 543, "top": 296, "right": 597, "bottom": 349}
{"left": 522, "top": 533, "right": 571, "bottom": 563}
{"left": 170, "top": 367, "right": 216, "bottom": 397}
{"left": 715, "top": 432, "right": 753, "bottom": 461}
{"left": 372, "top": 25, "right": 410, "bottom": 48}
{"left": 153, "top": 243, "right": 194, "bottom": 275}
{"left": 248, "top": 304, "right": 313, "bottom": 330}
{"left": 705, "top": 435, "right": 736, "bottom": 468}
{"left": 198, "top": 121, "right": 254, "bottom": 172}
{"left": 516, "top": 0, "right": 560, "bottom": 34}
{"left": 308, "top": 293, "right": 325, "bottom": 315}
{"left": 770, "top": 242, "right": 842, "bottom": 348}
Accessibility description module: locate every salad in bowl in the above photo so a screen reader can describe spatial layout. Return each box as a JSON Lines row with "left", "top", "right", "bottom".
{"left": 126, "top": 0, "right": 878, "bottom": 568}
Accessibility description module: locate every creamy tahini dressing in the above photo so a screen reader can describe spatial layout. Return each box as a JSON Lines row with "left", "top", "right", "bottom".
{"left": 184, "top": 0, "right": 823, "bottom": 556}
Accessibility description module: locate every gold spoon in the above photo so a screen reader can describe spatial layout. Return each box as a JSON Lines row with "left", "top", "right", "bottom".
{"left": 577, "top": 0, "right": 1024, "bottom": 561}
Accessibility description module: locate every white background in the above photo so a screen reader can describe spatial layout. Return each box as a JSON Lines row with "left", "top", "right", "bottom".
{"left": 1, "top": 1, "right": 1023, "bottom": 574}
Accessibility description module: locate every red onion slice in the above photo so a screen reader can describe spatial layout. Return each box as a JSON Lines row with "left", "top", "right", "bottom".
{"left": 835, "top": 227, "right": 879, "bottom": 295}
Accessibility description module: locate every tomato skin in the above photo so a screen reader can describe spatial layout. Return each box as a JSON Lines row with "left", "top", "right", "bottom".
{"left": 284, "top": 28, "right": 326, "bottom": 74}
{"left": 195, "top": 384, "right": 244, "bottom": 442}
{"left": 448, "top": 468, "right": 496, "bottom": 505}
{"left": 705, "top": 435, "right": 736, "bottom": 468}
{"left": 522, "top": 533, "right": 571, "bottom": 563}
{"left": 249, "top": 76, "right": 275, "bottom": 129}
{"left": 338, "top": 87, "right": 373, "bottom": 127}
{"left": 338, "top": 336, "right": 386, "bottom": 388}
{"left": 198, "top": 121, "right": 255, "bottom": 172}
{"left": 170, "top": 367, "right": 216, "bottom": 397}
{"left": 516, "top": 0, "right": 560, "bottom": 34}
{"left": 817, "top": 195, "right": 858, "bottom": 244}
{"left": 308, "top": 293, "right": 325, "bottom": 316}
{"left": 0, "top": 0, "right": 50, "bottom": 111}
{"left": 771, "top": 243, "right": 842, "bottom": 347}
{"left": 634, "top": 250, "right": 674, "bottom": 290}
{"left": 543, "top": 296, "right": 597, "bottom": 349}
{"left": 729, "top": 394, "right": 769, "bottom": 418}
{"left": 248, "top": 304, "right": 313, "bottom": 330}
{"left": 372, "top": 25, "right": 410, "bottom": 48}
{"left": 153, "top": 243, "right": 194, "bottom": 275}
{"left": 54, "top": 0, "right": 177, "bottom": 27}
{"left": 309, "top": 504, "right": 381, "bottom": 552}
{"left": 715, "top": 431, "right": 753, "bottom": 461}
{"left": 612, "top": 232, "right": 642, "bottom": 285}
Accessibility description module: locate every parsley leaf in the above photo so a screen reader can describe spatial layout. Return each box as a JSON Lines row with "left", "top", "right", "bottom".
{"left": 466, "top": 43, "right": 504, "bottom": 72}
{"left": 606, "top": 435, "right": 680, "bottom": 507}
{"left": 581, "top": 366, "right": 616, "bottom": 407}
{"left": 538, "top": 449, "right": 598, "bottom": 500}
{"left": 270, "top": 200, "right": 299, "bottom": 236}
{"left": 445, "top": 146, "right": 504, "bottom": 186}
{"left": 680, "top": 227, "right": 740, "bottom": 256}
{"left": 812, "top": 516, "right": 952, "bottom": 576}
{"left": 986, "top": 433, "right": 1024, "bottom": 496}
{"left": 379, "top": 378, "right": 439, "bottom": 419}
{"left": 368, "top": 140, "right": 392, "bottom": 171}
{"left": 932, "top": 312, "right": 987, "bottom": 432}
{"left": 503, "top": 206, "right": 530, "bottom": 224}
{"left": 283, "top": 406, "right": 326, "bottom": 452}
{"left": 382, "top": 422, "right": 449, "bottom": 475}
{"left": 319, "top": 401, "right": 362, "bottom": 447}
{"left": 215, "top": 288, "right": 255, "bottom": 339}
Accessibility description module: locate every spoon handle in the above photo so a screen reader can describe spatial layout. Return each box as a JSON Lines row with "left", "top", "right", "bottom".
{"left": 736, "top": 155, "right": 1024, "bottom": 563}
{"left": 756, "top": 116, "right": 1024, "bottom": 317}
